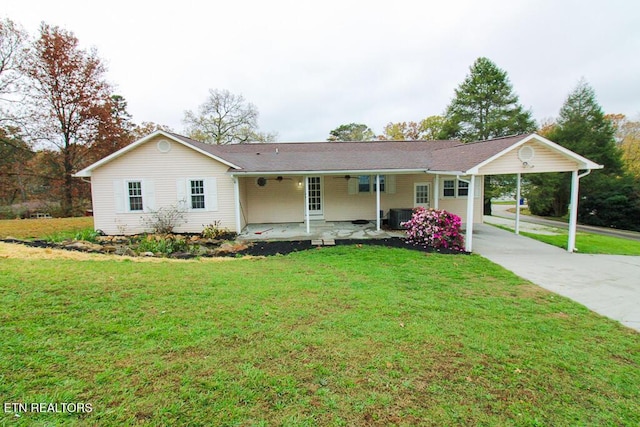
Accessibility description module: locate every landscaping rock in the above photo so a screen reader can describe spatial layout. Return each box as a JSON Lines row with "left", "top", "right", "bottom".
{"left": 64, "top": 241, "right": 103, "bottom": 252}
{"left": 116, "top": 247, "right": 135, "bottom": 257}
{"left": 102, "top": 245, "right": 117, "bottom": 253}
{"left": 212, "top": 242, "right": 249, "bottom": 256}
{"left": 141, "top": 251, "right": 155, "bottom": 257}
{"left": 170, "top": 252, "right": 197, "bottom": 259}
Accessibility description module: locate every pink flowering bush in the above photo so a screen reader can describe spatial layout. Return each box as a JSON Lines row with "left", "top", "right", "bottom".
{"left": 401, "top": 207, "right": 465, "bottom": 251}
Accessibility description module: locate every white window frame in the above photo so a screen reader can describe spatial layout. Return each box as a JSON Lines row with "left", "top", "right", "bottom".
{"left": 126, "top": 180, "right": 144, "bottom": 212}
{"left": 189, "top": 179, "right": 206, "bottom": 210}
{"left": 441, "top": 177, "right": 477, "bottom": 199}
{"left": 414, "top": 182, "right": 431, "bottom": 207}
{"left": 457, "top": 180, "right": 469, "bottom": 197}
{"left": 442, "top": 179, "right": 456, "bottom": 198}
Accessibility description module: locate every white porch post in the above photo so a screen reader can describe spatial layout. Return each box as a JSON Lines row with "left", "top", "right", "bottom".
{"left": 568, "top": 170, "right": 579, "bottom": 252}
{"left": 433, "top": 174, "right": 439, "bottom": 209}
{"left": 304, "top": 176, "right": 310, "bottom": 234}
{"left": 233, "top": 176, "right": 242, "bottom": 233}
{"left": 465, "top": 175, "right": 476, "bottom": 252}
{"left": 375, "top": 174, "right": 381, "bottom": 231}
{"left": 515, "top": 173, "right": 521, "bottom": 235}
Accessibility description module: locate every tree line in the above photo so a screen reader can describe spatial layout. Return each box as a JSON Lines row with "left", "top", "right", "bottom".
{"left": 1, "top": 17, "right": 638, "bottom": 230}
{"left": 0, "top": 18, "right": 273, "bottom": 218}
{"left": 326, "top": 58, "right": 640, "bottom": 231}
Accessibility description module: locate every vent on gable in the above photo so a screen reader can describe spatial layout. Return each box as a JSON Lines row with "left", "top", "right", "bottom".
{"left": 157, "top": 139, "right": 171, "bottom": 153}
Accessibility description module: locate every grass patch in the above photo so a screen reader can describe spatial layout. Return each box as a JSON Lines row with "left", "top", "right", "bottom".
{"left": 490, "top": 223, "right": 640, "bottom": 255}
{"left": 1, "top": 246, "right": 638, "bottom": 426}
{"left": 519, "top": 231, "right": 640, "bottom": 255}
{"left": 0, "top": 217, "right": 94, "bottom": 240}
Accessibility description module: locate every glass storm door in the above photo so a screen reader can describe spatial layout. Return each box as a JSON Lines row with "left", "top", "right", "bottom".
{"left": 414, "top": 183, "right": 431, "bottom": 208}
{"left": 307, "top": 176, "right": 323, "bottom": 217}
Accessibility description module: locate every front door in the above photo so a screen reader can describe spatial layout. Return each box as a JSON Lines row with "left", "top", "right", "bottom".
{"left": 307, "top": 176, "right": 323, "bottom": 218}
{"left": 414, "top": 182, "right": 431, "bottom": 208}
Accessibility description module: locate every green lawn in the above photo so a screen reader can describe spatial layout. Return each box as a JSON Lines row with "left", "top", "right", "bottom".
{"left": 490, "top": 223, "right": 640, "bottom": 255}
{"left": 1, "top": 246, "right": 638, "bottom": 426}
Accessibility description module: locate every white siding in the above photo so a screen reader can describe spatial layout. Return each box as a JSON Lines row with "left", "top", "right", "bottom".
{"left": 244, "top": 176, "right": 305, "bottom": 223}
{"left": 479, "top": 141, "right": 579, "bottom": 175}
{"left": 90, "top": 135, "right": 237, "bottom": 234}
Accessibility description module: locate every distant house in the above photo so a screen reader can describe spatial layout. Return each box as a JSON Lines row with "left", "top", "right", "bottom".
{"left": 74, "top": 131, "right": 602, "bottom": 251}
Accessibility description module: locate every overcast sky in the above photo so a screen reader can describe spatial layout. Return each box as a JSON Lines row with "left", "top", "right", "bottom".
{"left": 4, "top": 0, "right": 640, "bottom": 141}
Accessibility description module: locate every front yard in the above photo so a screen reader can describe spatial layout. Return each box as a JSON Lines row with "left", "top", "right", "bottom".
{"left": 1, "top": 243, "right": 638, "bottom": 426}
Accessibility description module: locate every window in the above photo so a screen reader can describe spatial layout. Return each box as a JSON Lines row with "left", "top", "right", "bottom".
{"left": 190, "top": 179, "right": 205, "bottom": 209}
{"left": 457, "top": 181, "right": 469, "bottom": 197}
{"left": 127, "top": 181, "right": 143, "bottom": 211}
{"left": 358, "top": 176, "right": 370, "bottom": 193}
{"left": 358, "top": 175, "right": 387, "bottom": 193}
{"left": 443, "top": 179, "right": 456, "bottom": 197}
{"left": 441, "top": 178, "right": 478, "bottom": 198}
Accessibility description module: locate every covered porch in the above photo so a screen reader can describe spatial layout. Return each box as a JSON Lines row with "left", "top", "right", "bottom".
{"left": 237, "top": 220, "right": 405, "bottom": 242}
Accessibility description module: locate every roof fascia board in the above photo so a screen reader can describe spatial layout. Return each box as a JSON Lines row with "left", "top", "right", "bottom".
{"left": 229, "top": 168, "right": 428, "bottom": 177}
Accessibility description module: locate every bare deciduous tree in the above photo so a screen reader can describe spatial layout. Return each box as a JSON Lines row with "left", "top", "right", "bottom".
{"left": 183, "top": 89, "right": 275, "bottom": 144}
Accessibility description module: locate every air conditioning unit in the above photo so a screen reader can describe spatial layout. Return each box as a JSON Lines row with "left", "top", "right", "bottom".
{"left": 389, "top": 208, "right": 413, "bottom": 229}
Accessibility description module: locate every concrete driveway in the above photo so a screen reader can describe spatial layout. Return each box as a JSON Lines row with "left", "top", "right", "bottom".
{"left": 472, "top": 224, "right": 640, "bottom": 332}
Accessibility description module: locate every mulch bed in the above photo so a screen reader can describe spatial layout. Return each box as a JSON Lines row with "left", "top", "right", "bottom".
{"left": 0, "top": 237, "right": 468, "bottom": 258}
{"left": 237, "top": 238, "right": 468, "bottom": 256}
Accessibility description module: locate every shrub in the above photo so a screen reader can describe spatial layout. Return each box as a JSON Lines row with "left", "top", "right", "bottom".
{"left": 401, "top": 207, "right": 465, "bottom": 251}
{"left": 202, "top": 221, "right": 231, "bottom": 239}
{"left": 141, "top": 205, "right": 186, "bottom": 234}
{"left": 135, "top": 234, "right": 196, "bottom": 256}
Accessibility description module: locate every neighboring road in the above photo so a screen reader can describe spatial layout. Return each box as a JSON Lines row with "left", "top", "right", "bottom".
{"left": 491, "top": 204, "right": 640, "bottom": 241}
{"left": 473, "top": 224, "right": 640, "bottom": 332}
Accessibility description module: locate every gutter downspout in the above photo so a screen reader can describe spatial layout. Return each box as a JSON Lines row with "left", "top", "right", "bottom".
{"left": 433, "top": 173, "right": 439, "bottom": 209}
{"left": 568, "top": 170, "right": 591, "bottom": 252}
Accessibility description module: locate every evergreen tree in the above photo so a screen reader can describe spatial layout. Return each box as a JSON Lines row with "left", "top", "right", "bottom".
{"left": 440, "top": 57, "right": 536, "bottom": 214}
{"left": 439, "top": 57, "right": 536, "bottom": 142}
{"left": 526, "top": 80, "right": 636, "bottom": 230}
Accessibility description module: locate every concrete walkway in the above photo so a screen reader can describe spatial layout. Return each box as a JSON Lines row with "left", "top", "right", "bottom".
{"left": 472, "top": 223, "right": 640, "bottom": 332}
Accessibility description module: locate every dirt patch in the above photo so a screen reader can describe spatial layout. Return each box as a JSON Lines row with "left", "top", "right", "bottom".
{"left": 0, "top": 242, "right": 237, "bottom": 262}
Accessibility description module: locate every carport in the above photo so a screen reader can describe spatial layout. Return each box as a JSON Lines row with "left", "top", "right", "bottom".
{"left": 429, "top": 134, "right": 603, "bottom": 252}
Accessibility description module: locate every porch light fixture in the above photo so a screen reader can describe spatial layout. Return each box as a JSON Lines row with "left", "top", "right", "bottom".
{"left": 297, "top": 180, "right": 302, "bottom": 188}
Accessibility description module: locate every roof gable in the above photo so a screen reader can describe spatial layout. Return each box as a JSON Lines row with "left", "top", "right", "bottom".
{"left": 73, "top": 130, "right": 241, "bottom": 177}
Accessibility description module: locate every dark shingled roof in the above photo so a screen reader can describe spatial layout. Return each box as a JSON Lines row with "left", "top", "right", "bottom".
{"left": 167, "top": 131, "right": 534, "bottom": 174}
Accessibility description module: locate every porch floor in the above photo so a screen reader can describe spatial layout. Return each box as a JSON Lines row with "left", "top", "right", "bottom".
{"left": 237, "top": 221, "right": 405, "bottom": 242}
